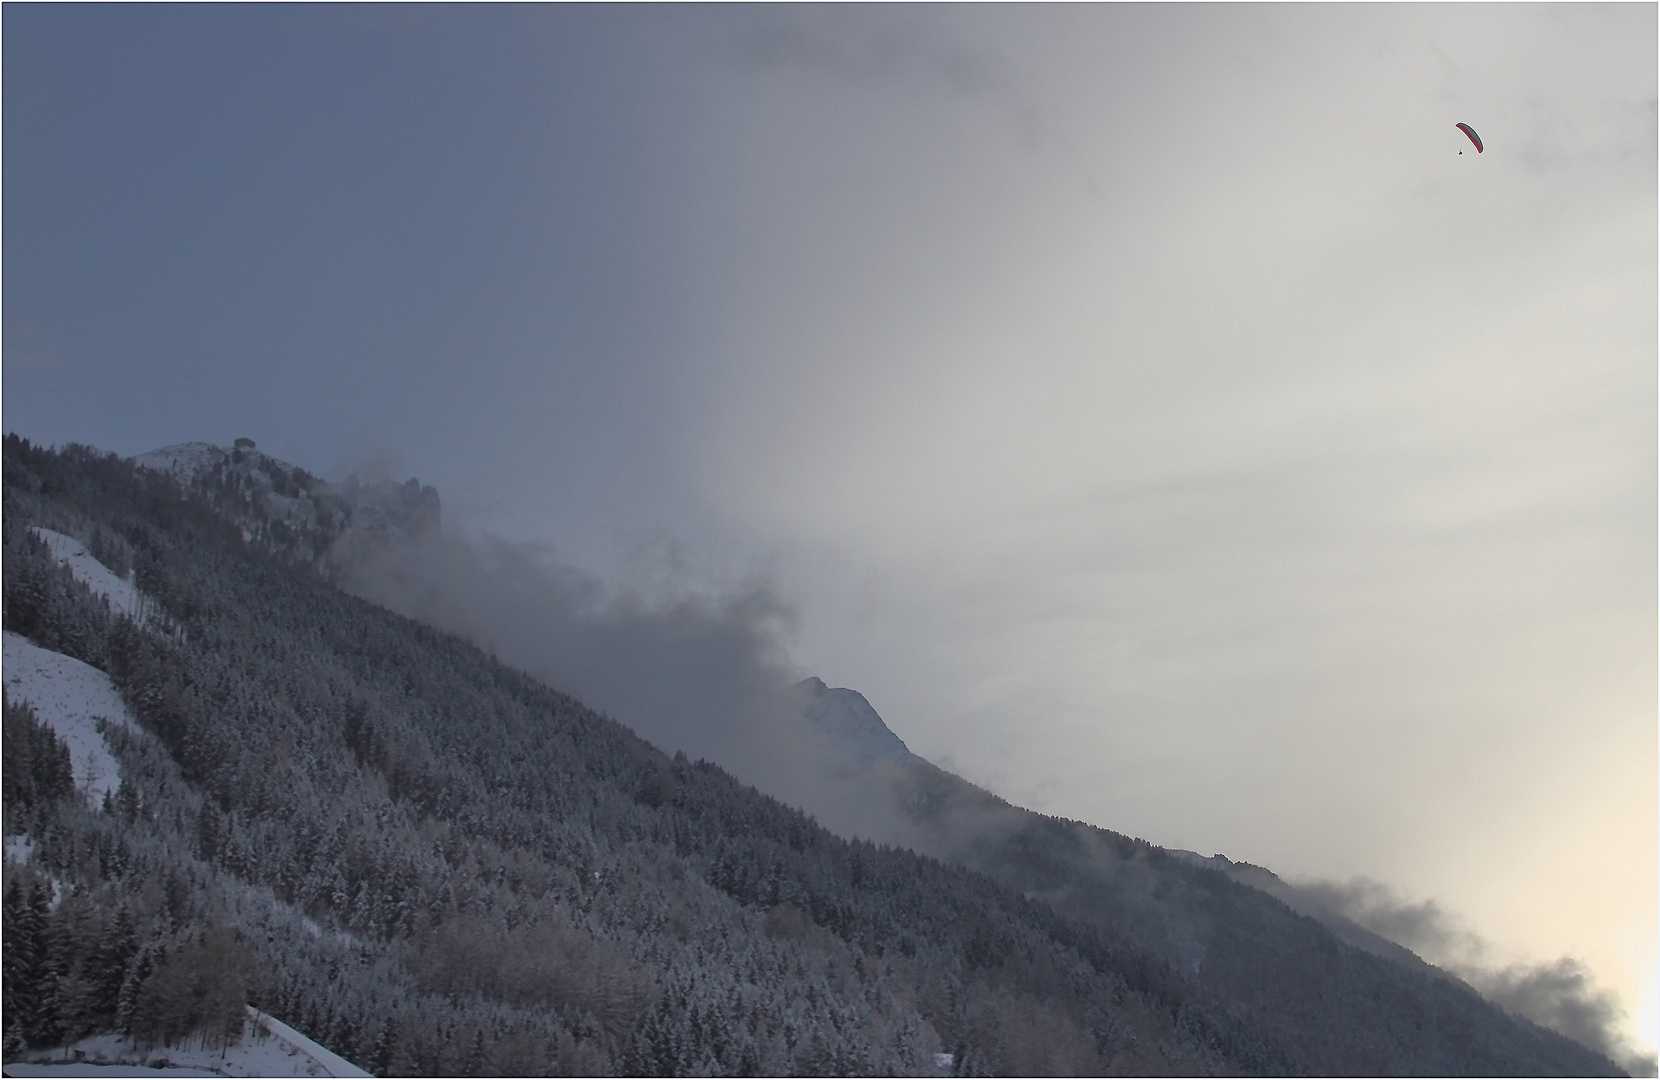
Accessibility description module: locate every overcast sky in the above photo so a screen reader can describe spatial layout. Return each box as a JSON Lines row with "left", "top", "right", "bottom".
{"left": 5, "top": 3, "right": 1655, "bottom": 1055}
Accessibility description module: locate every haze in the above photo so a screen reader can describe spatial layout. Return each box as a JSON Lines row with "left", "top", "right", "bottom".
{"left": 5, "top": 4, "right": 1654, "bottom": 1059}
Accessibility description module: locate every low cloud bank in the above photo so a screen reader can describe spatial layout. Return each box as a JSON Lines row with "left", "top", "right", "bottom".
{"left": 330, "top": 524, "right": 946, "bottom": 850}
{"left": 1294, "top": 878, "right": 1656, "bottom": 1076}
{"left": 337, "top": 526, "right": 792, "bottom": 768}
{"left": 331, "top": 522, "right": 1652, "bottom": 1075}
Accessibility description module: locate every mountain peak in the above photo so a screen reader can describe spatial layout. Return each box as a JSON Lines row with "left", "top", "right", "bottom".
{"left": 130, "top": 440, "right": 440, "bottom": 568}
{"left": 795, "top": 677, "right": 916, "bottom": 766}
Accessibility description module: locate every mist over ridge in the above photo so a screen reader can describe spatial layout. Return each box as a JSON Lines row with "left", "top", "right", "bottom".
{"left": 0, "top": 434, "right": 1641, "bottom": 1075}
{"left": 3, "top": 3, "right": 1651, "bottom": 1072}
{"left": 306, "top": 450, "right": 1652, "bottom": 1075}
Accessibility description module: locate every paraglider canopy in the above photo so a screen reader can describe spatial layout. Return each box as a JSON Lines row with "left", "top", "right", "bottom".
{"left": 1456, "top": 123, "right": 1483, "bottom": 153}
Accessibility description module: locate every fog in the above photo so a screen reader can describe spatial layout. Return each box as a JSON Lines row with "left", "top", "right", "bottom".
{"left": 1292, "top": 877, "right": 1658, "bottom": 1076}
{"left": 331, "top": 520, "right": 1653, "bottom": 1072}
{"left": 333, "top": 523, "right": 946, "bottom": 854}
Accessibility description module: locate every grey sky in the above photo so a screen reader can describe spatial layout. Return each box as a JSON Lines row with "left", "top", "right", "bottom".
{"left": 5, "top": 3, "right": 1654, "bottom": 1053}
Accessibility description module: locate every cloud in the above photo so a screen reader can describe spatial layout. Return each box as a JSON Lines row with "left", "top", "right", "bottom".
{"left": 720, "top": 6, "right": 1044, "bottom": 146}
{"left": 327, "top": 443, "right": 410, "bottom": 487}
{"left": 1293, "top": 878, "right": 1489, "bottom": 964}
{"left": 325, "top": 499, "right": 1655, "bottom": 1077}
{"left": 1294, "top": 877, "right": 1657, "bottom": 1075}
{"left": 1478, "top": 958, "right": 1652, "bottom": 1075}
{"left": 329, "top": 519, "right": 949, "bottom": 852}
{"left": 334, "top": 523, "right": 792, "bottom": 765}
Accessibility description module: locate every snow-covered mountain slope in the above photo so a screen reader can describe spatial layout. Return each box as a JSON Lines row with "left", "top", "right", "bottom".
{"left": 247, "top": 1010, "right": 371, "bottom": 1078}
{"left": 129, "top": 441, "right": 231, "bottom": 484}
{"left": 30, "top": 527, "right": 155, "bottom": 625}
{"left": 3, "top": 631, "right": 135, "bottom": 807}
{"left": 5, "top": 1007, "right": 372, "bottom": 1078}
{"left": 796, "top": 676, "right": 919, "bottom": 765}
{"left": 1185, "top": 852, "right": 1451, "bottom": 979}
{"left": 131, "top": 441, "right": 440, "bottom": 567}
{"left": 134, "top": 441, "right": 349, "bottom": 554}
{"left": 810, "top": 684, "right": 1458, "bottom": 988}
{"left": 3, "top": 526, "right": 159, "bottom": 807}
{"left": 2, "top": 439, "right": 1624, "bottom": 1078}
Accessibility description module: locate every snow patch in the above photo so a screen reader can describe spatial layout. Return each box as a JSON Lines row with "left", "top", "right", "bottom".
{"left": 132, "top": 443, "right": 312, "bottom": 510}
{"left": 5, "top": 833, "right": 36, "bottom": 864}
{"left": 30, "top": 527, "right": 155, "bottom": 625}
{"left": 4, "top": 1008, "right": 371, "bottom": 1078}
{"left": 797, "top": 677, "right": 919, "bottom": 766}
{"left": 249, "top": 1009, "right": 374, "bottom": 1077}
{"left": 2, "top": 1062, "right": 223, "bottom": 1077}
{"left": 3, "top": 632, "right": 136, "bottom": 806}
{"left": 130, "top": 441, "right": 229, "bottom": 484}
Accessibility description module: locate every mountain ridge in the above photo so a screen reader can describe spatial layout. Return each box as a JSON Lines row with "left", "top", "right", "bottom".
{"left": 1, "top": 436, "right": 1624, "bottom": 1076}
{"left": 797, "top": 676, "right": 922, "bottom": 767}
{"left": 132, "top": 438, "right": 1645, "bottom": 1073}
{"left": 130, "top": 440, "right": 440, "bottom": 571}
{"left": 795, "top": 678, "right": 1459, "bottom": 986}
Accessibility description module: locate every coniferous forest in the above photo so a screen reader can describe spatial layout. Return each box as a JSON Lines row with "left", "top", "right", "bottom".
{"left": 0, "top": 437, "right": 1624, "bottom": 1076}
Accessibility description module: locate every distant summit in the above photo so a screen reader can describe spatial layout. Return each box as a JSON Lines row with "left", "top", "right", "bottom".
{"left": 131, "top": 440, "right": 440, "bottom": 570}
{"left": 132, "top": 440, "right": 244, "bottom": 483}
{"left": 795, "top": 676, "right": 919, "bottom": 766}
{"left": 794, "top": 677, "right": 1474, "bottom": 1019}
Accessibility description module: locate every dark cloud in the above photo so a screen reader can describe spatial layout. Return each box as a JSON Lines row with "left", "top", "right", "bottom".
{"left": 1477, "top": 958, "right": 1652, "bottom": 1075}
{"left": 1293, "top": 877, "right": 1656, "bottom": 1075}
{"left": 1293, "top": 877, "right": 1487, "bottom": 962}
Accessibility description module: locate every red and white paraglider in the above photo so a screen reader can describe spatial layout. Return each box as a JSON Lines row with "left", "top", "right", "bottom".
{"left": 1456, "top": 122, "right": 1483, "bottom": 155}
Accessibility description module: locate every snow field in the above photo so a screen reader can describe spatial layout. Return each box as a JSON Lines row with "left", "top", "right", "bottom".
{"left": 247, "top": 1009, "right": 374, "bottom": 1078}
{"left": 4, "top": 1008, "right": 373, "bottom": 1078}
{"left": 130, "top": 442, "right": 226, "bottom": 485}
{"left": 3, "top": 631, "right": 135, "bottom": 807}
{"left": 4, "top": 528, "right": 162, "bottom": 807}
{"left": 6, "top": 833, "right": 38, "bottom": 864}
{"left": 30, "top": 527, "right": 153, "bottom": 625}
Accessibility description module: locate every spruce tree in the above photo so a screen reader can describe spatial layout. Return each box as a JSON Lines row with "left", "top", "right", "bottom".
{"left": 2, "top": 877, "right": 39, "bottom": 1044}
{"left": 24, "top": 878, "right": 66, "bottom": 1048}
